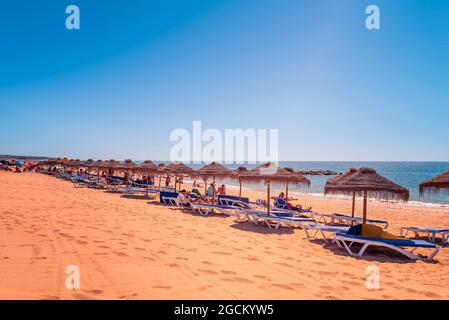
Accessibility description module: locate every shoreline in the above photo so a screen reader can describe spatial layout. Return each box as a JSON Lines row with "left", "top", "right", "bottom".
{"left": 184, "top": 179, "right": 449, "bottom": 209}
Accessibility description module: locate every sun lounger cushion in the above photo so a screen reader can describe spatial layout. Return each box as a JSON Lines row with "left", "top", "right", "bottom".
{"left": 160, "top": 191, "right": 179, "bottom": 203}
{"left": 340, "top": 234, "right": 437, "bottom": 248}
{"left": 348, "top": 223, "right": 404, "bottom": 240}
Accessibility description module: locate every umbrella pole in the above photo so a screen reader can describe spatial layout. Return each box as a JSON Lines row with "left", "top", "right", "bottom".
{"left": 285, "top": 184, "right": 289, "bottom": 200}
{"left": 174, "top": 174, "right": 177, "bottom": 192}
{"left": 212, "top": 176, "right": 216, "bottom": 205}
{"left": 146, "top": 170, "right": 149, "bottom": 197}
{"left": 239, "top": 180, "right": 242, "bottom": 199}
{"left": 158, "top": 175, "right": 162, "bottom": 192}
{"left": 351, "top": 192, "right": 356, "bottom": 226}
{"left": 362, "top": 190, "right": 368, "bottom": 224}
{"left": 204, "top": 178, "right": 207, "bottom": 195}
{"left": 267, "top": 179, "right": 271, "bottom": 216}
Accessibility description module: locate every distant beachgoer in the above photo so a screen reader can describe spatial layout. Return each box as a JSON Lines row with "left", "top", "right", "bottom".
{"left": 217, "top": 184, "right": 226, "bottom": 195}
{"left": 165, "top": 176, "right": 171, "bottom": 187}
{"left": 176, "top": 189, "right": 191, "bottom": 207}
{"left": 207, "top": 183, "right": 215, "bottom": 198}
{"left": 276, "top": 192, "right": 311, "bottom": 211}
{"left": 191, "top": 188, "right": 201, "bottom": 196}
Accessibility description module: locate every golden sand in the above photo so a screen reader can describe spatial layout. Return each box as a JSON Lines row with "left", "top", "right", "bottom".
{"left": 0, "top": 171, "right": 448, "bottom": 299}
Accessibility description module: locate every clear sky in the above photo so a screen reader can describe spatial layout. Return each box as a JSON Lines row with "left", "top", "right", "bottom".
{"left": 0, "top": 0, "right": 448, "bottom": 161}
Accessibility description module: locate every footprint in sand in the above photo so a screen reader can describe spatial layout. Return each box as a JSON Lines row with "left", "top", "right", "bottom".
{"left": 113, "top": 251, "right": 129, "bottom": 257}
{"left": 198, "top": 269, "right": 218, "bottom": 275}
{"left": 153, "top": 285, "right": 172, "bottom": 289}
{"left": 175, "top": 257, "right": 188, "bottom": 261}
{"left": 253, "top": 275, "right": 270, "bottom": 280}
{"left": 119, "top": 293, "right": 139, "bottom": 299}
{"left": 212, "top": 251, "right": 231, "bottom": 256}
{"left": 220, "top": 270, "right": 236, "bottom": 275}
{"left": 272, "top": 283, "right": 294, "bottom": 290}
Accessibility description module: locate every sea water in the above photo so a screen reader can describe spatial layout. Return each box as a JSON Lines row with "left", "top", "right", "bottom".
{"left": 152, "top": 161, "right": 449, "bottom": 206}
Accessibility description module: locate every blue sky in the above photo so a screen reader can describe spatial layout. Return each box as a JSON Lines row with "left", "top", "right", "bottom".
{"left": 0, "top": 0, "right": 448, "bottom": 161}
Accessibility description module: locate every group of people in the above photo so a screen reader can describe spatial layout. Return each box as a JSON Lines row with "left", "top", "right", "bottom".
{"left": 175, "top": 184, "right": 311, "bottom": 212}
{"left": 176, "top": 182, "right": 227, "bottom": 207}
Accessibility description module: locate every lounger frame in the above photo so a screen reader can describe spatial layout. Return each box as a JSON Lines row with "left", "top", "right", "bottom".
{"left": 334, "top": 234, "right": 440, "bottom": 261}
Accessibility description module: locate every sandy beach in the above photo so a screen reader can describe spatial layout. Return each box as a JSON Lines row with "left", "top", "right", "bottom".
{"left": 1, "top": 171, "right": 448, "bottom": 300}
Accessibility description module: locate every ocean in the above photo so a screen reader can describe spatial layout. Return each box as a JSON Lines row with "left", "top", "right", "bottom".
{"left": 155, "top": 161, "right": 449, "bottom": 206}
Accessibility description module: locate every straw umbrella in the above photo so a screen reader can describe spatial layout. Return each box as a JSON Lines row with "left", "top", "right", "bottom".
{"left": 325, "top": 168, "right": 358, "bottom": 220}
{"left": 87, "top": 159, "right": 105, "bottom": 179}
{"left": 283, "top": 167, "right": 310, "bottom": 200}
{"left": 138, "top": 160, "right": 158, "bottom": 196}
{"left": 241, "top": 163, "right": 310, "bottom": 215}
{"left": 193, "top": 162, "right": 234, "bottom": 204}
{"left": 156, "top": 163, "right": 168, "bottom": 192}
{"left": 232, "top": 166, "right": 248, "bottom": 199}
{"left": 115, "top": 159, "right": 139, "bottom": 183}
{"left": 165, "top": 162, "right": 195, "bottom": 192}
{"left": 324, "top": 167, "right": 409, "bottom": 223}
{"left": 419, "top": 170, "right": 449, "bottom": 195}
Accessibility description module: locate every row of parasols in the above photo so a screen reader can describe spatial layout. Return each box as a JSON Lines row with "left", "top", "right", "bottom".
{"left": 40, "top": 158, "right": 449, "bottom": 221}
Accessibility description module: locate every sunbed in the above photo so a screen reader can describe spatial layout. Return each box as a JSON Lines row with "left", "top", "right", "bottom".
{"left": 400, "top": 226, "right": 449, "bottom": 245}
{"left": 312, "top": 212, "right": 389, "bottom": 229}
{"left": 302, "top": 223, "right": 350, "bottom": 242}
{"left": 243, "top": 210, "right": 315, "bottom": 229}
{"left": 274, "top": 198, "right": 312, "bottom": 214}
{"left": 189, "top": 203, "right": 244, "bottom": 216}
{"left": 334, "top": 224, "right": 440, "bottom": 261}
{"left": 121, "top": 186, "right": 157, "bottom": 197}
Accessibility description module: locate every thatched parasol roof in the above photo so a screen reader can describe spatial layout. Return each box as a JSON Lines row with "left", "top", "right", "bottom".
{"left": 241, "top": 163, "right": 310, "bottom": 186}
{"left": 324, "top": 167, "right": 409, "bottom": 201}
{"left": 192, "top": 162, "right": 234, "bottom": 179}
{"left": 419, "top": 170, "right": 449, "bottom": 195}
{"left": 325, "top": 168, "right": 358, "bottom": 186}
{"left": 138, "top": 160, "right": 158, "bottom": 172}
{"left": 232, "top": 166, "right": 248, "bottom": 176}
{"left": 65, "top": 159, "right": 82, "bottom": 167}
{"left": 165, "top": 162, "right": 195, "bottom": 175}
{"left": 87, "top": 159, "right": 105, "bottom": 168}
{"left": 80, "top": 159, "right": 95, "bottom": 167}
{"left": 115, "top": 159, "right": 138, "bottom": 170}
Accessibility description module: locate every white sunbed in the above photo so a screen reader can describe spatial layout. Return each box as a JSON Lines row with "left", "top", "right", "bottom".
{"left": 302, "top": 224, "right": 350, "bottom": 242}
{"left": 189, "top": 203, "right": 244, "bottom": 216}
{"left": 334, "top": 233, "right": 441, "bottom": 261}
{"left": 244, "top": 210, "right": 315, "bottom": 230}
{"left": 120, "top": 186, "right": 157, "bottom": 197}
{"left": 312, "top": 212, "right": 389, "bottom": 229}
{"left": 400, "top": 227, "right": 449, "bottom": 245}
{"left": 161, "top": 196, "right": 178, "bottom": 206}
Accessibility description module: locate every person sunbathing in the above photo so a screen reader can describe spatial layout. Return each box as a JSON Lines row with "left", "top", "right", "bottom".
{"left": 276, "top": 192, "right": 312, "bottom": 211}
{"left": 217, "top": 184, "right": 226, "bottom": 195}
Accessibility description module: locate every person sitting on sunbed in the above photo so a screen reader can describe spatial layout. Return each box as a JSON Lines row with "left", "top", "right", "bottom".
{"left": 191, "top": 187, "right": 201, "bottom": 196}
{"left": 177, "top": 190, "right": 191, "bottom": 207}
{"left": 217, "top": 184, "right": 226, "bottom": 195}
{"left": 276, "top": 192, "right": 312, "bottom": 211}
{"left": 207, "top": 183, "right": 215, "bottom": 198}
